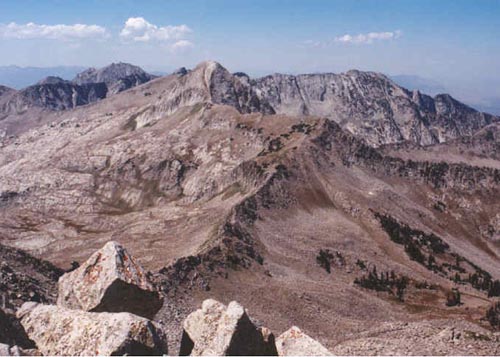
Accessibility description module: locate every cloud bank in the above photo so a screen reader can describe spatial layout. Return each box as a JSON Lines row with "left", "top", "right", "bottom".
{"left": 0, "top": 18, "right": 194, "bottom": 53}
{"left": 335, "top": 30, "right": 402, "bottom": 44}
{"left": 0, "top": 22, "right": 108, "bottom": 40}
{"left": 120, "top": 17, "right": 192, "bottom": 43}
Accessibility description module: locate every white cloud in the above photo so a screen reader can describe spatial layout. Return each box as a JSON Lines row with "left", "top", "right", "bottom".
{"left": 170, "top": 40, "right": 194, "bottom": 53}
{"left": 120, "top": 17, "right": 192, "bottom": 42}
{"left": 335, "top": 30, "right": 402, "bottom": 44}
{"left": 0, "top": 22, "right": 108, "bottom": 40}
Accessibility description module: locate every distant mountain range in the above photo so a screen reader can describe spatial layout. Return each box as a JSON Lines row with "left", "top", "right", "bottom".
{"left": 391, "top": 74, "right": 500, "bottom": 115}
{"left": 0, "top": 66, "right": 86, "bottom": 89}
{"left": 1, "top": 66, "right": 498, "bottom": 115}
{"left": 390, "top": 75, "right": 448, "bottom": 96}
{"left": 1, "top": 62, "right": 498, "bottom": 146}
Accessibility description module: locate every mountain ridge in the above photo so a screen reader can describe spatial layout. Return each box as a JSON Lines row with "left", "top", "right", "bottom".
{"left": 1, "top": 61, "right": 498, "bottom": 146}
{"left": 0, "top": 60, "right": 498, "bottom": 354}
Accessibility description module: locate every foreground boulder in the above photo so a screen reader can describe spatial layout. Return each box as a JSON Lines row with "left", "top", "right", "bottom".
{"left": 276, "top": 326, "right": 331, "bottom": 356}
{"left": 17, "top": 302, "right": 168, "bottom": 356}
{"left": 180, "top": 299, "right": 277, "bottom": 356}
{"left": 57, "top": 241, "right": 162, "bottom": 319}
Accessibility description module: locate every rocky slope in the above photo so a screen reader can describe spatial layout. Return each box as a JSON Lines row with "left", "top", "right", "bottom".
{"left": 1, "top": 80, "right": 108, "bottom": 113}
{"left": 0, "top": 242, "right": 62, "bottom": 311}
{"left": 0, "top": 60, "right": 499, "bottom": 354}
{"left": 0, "top": 85, "right": 14, "bottom": 98}
{"left": 252, "top": 71, "right": 498, "bottom": 146}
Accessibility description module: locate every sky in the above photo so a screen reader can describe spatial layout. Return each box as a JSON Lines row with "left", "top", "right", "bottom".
{"left": 0, "top": 0, "right": 499, "bottom": 106}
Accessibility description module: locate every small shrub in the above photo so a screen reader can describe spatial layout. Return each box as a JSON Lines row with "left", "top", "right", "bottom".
{"left": 485, "top": 301, "right": 500, "bottom": 329}
{"left": 316, "top": 249, "right": 334, "bottom": 273}
{"left": 356, "top": 259, "right": 366, "bottom": 270}
{"left": 446, "top": 288, "right": 461, "bottom": 306}
{"left": 488, "top": 280, "right": 500, "bottom": 297}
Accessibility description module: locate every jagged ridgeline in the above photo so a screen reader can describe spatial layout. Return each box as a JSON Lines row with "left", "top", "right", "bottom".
{"left": 0, "top": 61, "right": 499, "bottom": 355}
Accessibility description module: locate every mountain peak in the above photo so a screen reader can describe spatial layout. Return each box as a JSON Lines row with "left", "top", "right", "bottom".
{"left": 195, "top": 60, "right": 225, "bottom": 70}
{"left": 36, "top": 76, "right": 67, "bottom": 85}
{"left": 0, "top": 85, "right": 15, "bottom": 96}
{"left": 73, "top": 63, "right": 152, "bottom": 85}
{"left": 72, "top": 62, "right": 154, "bottom": 95}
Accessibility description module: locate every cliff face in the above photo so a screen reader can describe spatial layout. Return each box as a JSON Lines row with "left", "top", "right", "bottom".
{"left": 1, "top": 81, "right": 108, "bottom": 113}
{"left": 252, "top": 71, "right": 497, "bottom": 146}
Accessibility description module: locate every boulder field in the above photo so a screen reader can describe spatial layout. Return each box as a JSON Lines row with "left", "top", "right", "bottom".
{"left": 3, "top": 241, "right": 330, "bottom": 356}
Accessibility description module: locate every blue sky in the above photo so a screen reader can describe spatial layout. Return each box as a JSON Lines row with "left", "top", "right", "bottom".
{"left": 0, "top": 0, "right": 499, "bottom": 105}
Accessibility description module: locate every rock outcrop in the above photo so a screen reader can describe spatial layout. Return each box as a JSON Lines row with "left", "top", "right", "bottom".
{"left": 17, "top": 302, "right": 168, "bottom": 356}
{"left": 275, "top": 326, "right": 331, "bottom": 356}
{"left": 57, "top": 241, "right": 162, "bottom": 319}
{"left": 153, "top": 61, "right": 274, "bottom": 118}
{"left": 179, "top": 299, "right": 278, "bottom": 356}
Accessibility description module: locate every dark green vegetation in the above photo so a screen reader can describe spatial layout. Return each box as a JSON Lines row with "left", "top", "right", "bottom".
{"left": 446, "top": 288, "right": 462, "bottom": 307}
{"left": 354, "top": 266, "right": 409, "bottom": 302}
{"left": 316, "top": 249, "right": 334, "bottom": 273}
{"left": 485, "top": 301, "right": 500, "bottom": 329}
{"left": 375, "top": 213, "right": 499, "bottom": 297}
{"left": 316, "top": 249, "right": 345, "bottom": 274}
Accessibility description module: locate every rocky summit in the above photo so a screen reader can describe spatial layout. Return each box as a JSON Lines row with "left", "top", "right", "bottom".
{"left": 0, "top": 60, "right": 499, "bottom": 355}
{"left": 57, "top": 241, "right": 163, "bottom": 319}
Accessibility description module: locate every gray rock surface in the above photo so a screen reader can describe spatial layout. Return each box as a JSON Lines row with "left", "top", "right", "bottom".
{"left": 180, "top": 299, "right": 277, "bottom": 356}
{"left": 0, "top": 81, "right": 108, "bottom": 113}
{"left": 275, "top": 326, "right": 331, "bottom": 356}
{"left": 73, "top": 62, "right": 155, "bottom": 95}
{"left": 17, "top": 302, "right": 168, "bottom": 356}
{"left": 252, "top": 71, "right": 497, "bottom": 146}
{"left": 57, "top": 241, "right": 162, "bottom": 319}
